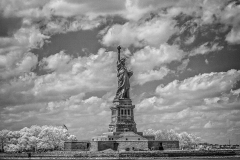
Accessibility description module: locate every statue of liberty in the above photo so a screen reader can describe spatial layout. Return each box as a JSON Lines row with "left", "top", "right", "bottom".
{"left": 114, "top": 46, "right": 133, "bottom": 101}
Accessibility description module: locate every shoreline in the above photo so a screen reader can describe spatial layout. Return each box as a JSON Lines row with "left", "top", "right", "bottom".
{"left": 0, "top": 150, "right": 239, "bottom": 159}
{"left": 0, "top": 155, "right": 240, "bottom": 159}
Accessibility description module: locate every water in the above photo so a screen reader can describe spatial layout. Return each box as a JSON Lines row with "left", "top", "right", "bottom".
{"left": 1, "top": 157, "right": 240, "bottom": 160}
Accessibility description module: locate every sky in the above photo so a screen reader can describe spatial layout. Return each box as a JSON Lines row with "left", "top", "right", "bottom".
{"left": 0, "top": 0, "right": 240, "bottom": 145}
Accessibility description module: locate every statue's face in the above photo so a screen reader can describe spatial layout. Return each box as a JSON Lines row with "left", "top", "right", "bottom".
{"left": 121, "top": 58, "right": 126, "bottom": 64}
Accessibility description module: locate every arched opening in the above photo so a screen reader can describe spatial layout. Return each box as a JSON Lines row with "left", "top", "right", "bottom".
{"left": 159, "top": 142, "right": 164, "bottom": 150}
{"left": 113, "top": 143, "right": 118, "bottom": 151}
{"left": 124, "top": 128, "right": 129, "bottom": 132}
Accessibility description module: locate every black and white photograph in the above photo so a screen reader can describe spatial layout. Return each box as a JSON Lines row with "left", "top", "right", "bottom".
{"left": 0, "top": 0, "right": 240, "bottom": 159}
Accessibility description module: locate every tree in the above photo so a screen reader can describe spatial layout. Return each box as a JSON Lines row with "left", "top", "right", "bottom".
{"left": 0, "top": 130, "right": 10, "bottom": 152}
{"left": 4, "top": 144, "right": 19, "bottom": 152}
{"left": 0, "top": 125, "right": 77, "bottom": 152}
{"left": 144, "top": 129, "right": 202, "bottom": 149}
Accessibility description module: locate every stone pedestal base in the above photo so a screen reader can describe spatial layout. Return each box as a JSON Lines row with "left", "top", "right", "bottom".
{"left": 109, "top": 99, "right": 137, "bottom": 133}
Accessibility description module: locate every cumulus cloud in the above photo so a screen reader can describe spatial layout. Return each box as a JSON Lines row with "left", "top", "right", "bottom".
{"left": 122, "top": 0, "right": 153, "bottom": 21}
{"left": 190, "top": 42, "right": 224, "bottom": 56}
{"left": 33, "top": 49, "right": 117, "bottom": 101}
{"left": 225, "top": 27, "right": 240, "bottom": 44}
{"left": 0, "top": 72, "right": 37, "bottom": 107}
{"left": 43, "top": 17, "right": 105, "bottom": 35}
{"left": 130, "top": 43, "right": 185, "bottom": 84}
{"left": 0, "top": 52, "right": 38, "bottom": 79}
{"left": 0, "top": 92, "right": 112, "bottom": 139}
{"left": 135, "top": 69, "right": 240, "bottom": 142}
{"left": 134, "top": 67, "right": 170, "bottom": 85}
{"left": 131, "top": 43, "right": 185, "bottom": 71}
{"left": 101, "top": 18, "right": 178, "bottom": 47}
{"left": 0, "top": 48, "right": 117, "bottom": 107}
{"left": 156, "top": 69, "right": 240, "bottom": 99}
{"left": 204, "top": 121, "right": 213, "bottom": 129}
{"left": 40, "top": 51, "right": 72, "bottom": 73}
{"left": 0, "top": 23, "right": 49, "bottom": 79}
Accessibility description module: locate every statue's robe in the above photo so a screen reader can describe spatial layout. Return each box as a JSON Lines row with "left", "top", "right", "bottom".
{"left": 115, "top": 60, "right": 132, "bottom": 100}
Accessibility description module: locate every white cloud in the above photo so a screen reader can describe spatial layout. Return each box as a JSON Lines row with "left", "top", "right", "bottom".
{"left": 225, "top": 28, "right": 240, "bottom": 44}
{"left": 156, "top": 70, "right": 240, "bottom": 99}
{"left": 41, "top": 51, "right": 72, "bottom": 72}
{"left": 122, "top": 0, "right": 153, "bottom": 21}
{"left": 0, "top": 52, "right": 38, "bottom": 79}
{"left": 43, "top": 17, "right": 105, "bottom": 35}
{"left": 0, "top": 23, "right": 49, "bottom": 79}
{"left": 101, "top": 18, "right": 178, "bottom": 48}
{"left": 134, "top": 67, "right": 170, "bottom": 85}
{"left": 177, "top": 59, "right": 190, "bottom": 72}
{"left": 205, "top": 59, "right": 209, "bottom": 64}
{"left": 131, "top": 43, "right": 185, "bottom": 71}
{"left": 190, "top": 42, "right": 223, "bottom": 56}
{"left": 14, "top": 26, "right": 50, "bottom": 49}
{"left": 130, "top": 43, "right": 185, "bottom": 85}
{"left": 0, "top": 0, "right": 50, "bottom": 18}
{"left": 0, "top": 72, "right": 36, "bottom": 107}
{"left": 0, "top": 91, "right": 112, "bottom": 139}
{"left": 204, "top": 121, "right": 213, "bottom": 129}
{"left": 203, "top": 88, "right": 240, "bottom": 110}
{"left": 34, "top": 48, "right": 117, "bottom": 101}
{"left": 135, "top": 69, "right": 240, "bottom": 141}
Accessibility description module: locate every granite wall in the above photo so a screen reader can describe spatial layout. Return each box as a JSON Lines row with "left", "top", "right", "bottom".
{"left": 64, "top": 141, "right": 90, "bottom": 151}
{"left": 66, "top": 140, "right": 179, "bottom": 151}
{"left": 97, "top": 141, "right": 116, "bottom": 151}
{"left": 117, "top": 141, "right": 148, "bottom": 151}
{"left": 90, "top": 141, "right": 148, "bottom": 151}
{"left": 148, "top": 141, "right": 179, "bottom": 150}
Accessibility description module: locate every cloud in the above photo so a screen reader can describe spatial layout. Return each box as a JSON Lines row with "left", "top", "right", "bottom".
{"left": 0, "top": 72, "right": 37, "bottom": 107}
{"left": 0, "top": 48, "right": 117, "bottom": 108}
{"left": 135, "top": 69, "right": 240, "bottom": 142}
{"left": 0, "top": 0, "right": 50, "bottom": 18}
{"left": 122, "top": 0, "right": 153, "bottom": 21}
{"left": 0, "top": 92, "right": 112, "bottom": 138}
{"left": 190, "top": 42, "right": 223, "bottom": 56}
{"left": 134, "top": 67, "right": 170, "bottom": 85}
{"left": 0, "top": 52, "right": 38, "bottom": 79}
{"left": 225, "top": 27, "right": 240, "bottom": 44}
{"left": 130, "top": 43, "right": 185, "bottom": 84}
{"left": 177, "top": 59, "right": 190, "bottom": 72}
{"left": 101, "top": 18, "right": 178, "bottom": 47}
{"left": 40, "top": 51, "right": 72, "bottom": 73}
{"left": 156, "top": 69, "right": 240, "bottom": 99}
{"left": 205, "top": 59, "right": 209, "bottom": 64}
{"left": 204, "top": 121, "right": 213, "bottom": 129}
{"left": 0, "top": 22, "right": 49, "bottom": 79}
{"left": 203, "top": 88, "right": 240, "bottom": 110}
{"left": 34, "top": 48, "right": 117, "bottom": 102}
{"left": 43, "top": 17, "right": 105, "bottom": 35}
{"left": 131, "top": 43, "right": 185, "bottom": 71}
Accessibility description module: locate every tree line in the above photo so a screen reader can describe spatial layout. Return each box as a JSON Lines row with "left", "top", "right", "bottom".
{"left": 0, "top": 126, "right": 202, "bottom": 152}
{"left": 144, "top": 129, "right": 202, "bottom": 149}
{"left": 0, "top": 125, "right": 77, "bottom": 152}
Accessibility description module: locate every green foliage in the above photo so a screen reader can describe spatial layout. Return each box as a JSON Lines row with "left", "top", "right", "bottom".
{"left": 0, "top": 125, "right": 77, "bottom": 152}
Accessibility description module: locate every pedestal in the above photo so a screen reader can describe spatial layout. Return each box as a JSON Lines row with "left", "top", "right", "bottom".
{"left": 109, "top": 99, "right": 137, "bottom": 133}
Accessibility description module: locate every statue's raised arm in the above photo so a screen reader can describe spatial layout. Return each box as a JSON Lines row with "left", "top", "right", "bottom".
{"left": 114, "top": 46, "right": 133, "bottom": 102}
{"left": 117, "top": 45, "right": 121, "bottom": 62}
